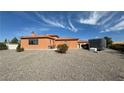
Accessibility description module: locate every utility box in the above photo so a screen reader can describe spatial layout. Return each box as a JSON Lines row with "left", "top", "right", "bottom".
{"left": 88, "top": 38, "right": 106, "bottom": 51}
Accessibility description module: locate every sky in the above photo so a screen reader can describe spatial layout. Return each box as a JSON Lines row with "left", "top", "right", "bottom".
{"left": 0, "top": 11, "right": 124, "bottom": 41}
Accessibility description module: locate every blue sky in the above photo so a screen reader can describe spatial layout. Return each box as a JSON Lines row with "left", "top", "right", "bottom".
{"left": 0, "top": 11, "right": 124, "bottom": 41}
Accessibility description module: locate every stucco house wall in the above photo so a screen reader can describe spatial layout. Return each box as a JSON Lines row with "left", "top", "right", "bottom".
{"left": 21, "top": 38, "right": 54, "bottom": 49}
{"left": 20, "top": 32, "right": 87, "bottom": 49}
{"left": 55, "top": 40, "right": 78, "bottom": 48}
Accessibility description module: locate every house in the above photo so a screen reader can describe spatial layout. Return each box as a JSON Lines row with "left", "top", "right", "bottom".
{"left": 20, "top": 32, "right": 87, "bottom": 50}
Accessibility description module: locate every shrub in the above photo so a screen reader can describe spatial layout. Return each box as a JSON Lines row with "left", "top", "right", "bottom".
{"left": 0, "top": 43, "right": 8, "bottom": 50}
{"left": 104, "top": 36, "right": 113, "bottom": 48}
{"left": 110, "top": 44, "right": 124, "bottom": 52}
{"left": 56, "top": 44, "right": 68, "bottom": 53}
{"left": 16, "top": 44, "right": 24, "bottom": 52}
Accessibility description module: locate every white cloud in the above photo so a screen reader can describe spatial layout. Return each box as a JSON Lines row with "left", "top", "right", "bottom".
{"left": 36, "top": 12, "right": 124, "bottom": 33}
{"left": 101, "top": 20, "right": 124, "bottom": 32}
{"left": 95, "top": 36, "right": 99, "bottom": 38}
{"left": 121, "top": 16, "right": 124, "bottom": 20}
{"left": 99, "top": 12, "right": 117, "bottom": 26}
{"left": 109, "top": 21, "right": 124, "bottom": 30}
{"left": 79, "top": 11, "right": 108, "bottom": 25}
{"left": 68, "top": 19, "right": 78, "bottom": 32}
{"left": 79, "top": 11, "right": 124, "bottom": 33}
{"left": 34, "top": 12, "right": 65, "bottom": 28}
{"left": 34, "top": 12, "right": 78, "bottom": 32}
{"left": 41, "top": 16, "right": 65, "bottom": 28}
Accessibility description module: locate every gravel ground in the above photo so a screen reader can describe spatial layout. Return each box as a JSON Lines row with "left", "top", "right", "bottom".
{"left": 0, "top": 49, "right": 124, "bottom": 81}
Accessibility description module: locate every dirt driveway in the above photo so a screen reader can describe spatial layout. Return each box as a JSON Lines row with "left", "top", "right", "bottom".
{"left": 0, "top": 49, "right": 124, "bottom": 81}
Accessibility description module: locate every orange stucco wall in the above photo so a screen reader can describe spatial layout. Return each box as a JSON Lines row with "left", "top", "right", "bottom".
{"left": 21, "top": 38, "right": 78, "bottom": 49}
{"left": 21, "top": 38, "right": 54, "bottom": 49}
{"left": 55, "top": 40, "right": 78, "bottom": 48}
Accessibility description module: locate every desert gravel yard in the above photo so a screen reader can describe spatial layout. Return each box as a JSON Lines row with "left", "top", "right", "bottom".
{"left": 0, "top": 49, "right": 124, "bottom": 81}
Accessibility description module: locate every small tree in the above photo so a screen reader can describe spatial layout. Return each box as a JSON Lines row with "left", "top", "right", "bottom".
{"left": 4, "top": 38, "right": 7, "bottom": 44}
{"left": 0, "top": 43, "right": 8, "bottom": 50}
{"left": 16, "top": 43, "right": 24, "bottom": 52}
{"left": 104, "top": 36, "right": 113, "bottom": 48}
{"left": 10, "top": 37, "right": 18, "bottom": 44}
{"left": 56, "top": 44, "right": 68, "bottom": 53}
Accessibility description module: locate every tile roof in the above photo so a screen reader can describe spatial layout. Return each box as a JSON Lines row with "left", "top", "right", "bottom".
{"left": 46, "top": 34, "right": 59, "bottom": 38}
{"left": 21, "top": 35, "right": 55, "bottom": 39}
{"left": 78, "top": 40, "right": 88, "bottom": 43}
{"left": 21, "top": 33, "right": 79, "bottom": 41}
{"left": 55, "top": 37, "right": 79, "bottom": 41}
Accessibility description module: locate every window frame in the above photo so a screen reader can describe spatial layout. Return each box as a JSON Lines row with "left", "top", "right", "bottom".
{"left": 29, "top": 38, "right": 38, "bottom": 45}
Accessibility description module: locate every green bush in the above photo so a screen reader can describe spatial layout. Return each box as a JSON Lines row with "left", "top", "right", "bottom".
{"left": 104, "top": 36, "right": 113, "bottom": 48}
{"left": 0, "top": 43, "right": 8, "bottom": 50}
{"left": 16, "top": 44, "right": 24, "bottom": 52}
{"left": 110, "top": 44, "right": 124, "bottom": 52}
{"left": 56, "top": 44, "right": 68, "bottom": 53}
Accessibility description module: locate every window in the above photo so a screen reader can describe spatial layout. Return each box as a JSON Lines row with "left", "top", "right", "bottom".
{"left": 29, "top": 39, "right": 38, "bottom": 45}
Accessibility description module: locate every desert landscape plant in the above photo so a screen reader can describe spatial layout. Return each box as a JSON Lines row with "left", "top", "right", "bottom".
{"left": 0, "top": 43, "right": 8, "bottom": 50}
{"left": 110, "top": 44, "right": 124, "bottom": 52}
{"left": 16, "top": 43, "right": 24, "bottom": 52}
{"left": 104, "top": 36, "right": 113, "bottom": 48}
{"left": 56, "top": 44, "right": 68, "bottom": 53}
